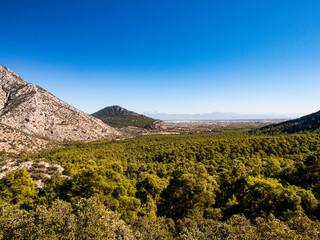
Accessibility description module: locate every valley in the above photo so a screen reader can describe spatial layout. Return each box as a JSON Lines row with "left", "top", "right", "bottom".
{"left": 1, "top": 65, "right": 320, "bottom": 239}
{"left": 162, "top": 119, "right": 286, "bottom": 134}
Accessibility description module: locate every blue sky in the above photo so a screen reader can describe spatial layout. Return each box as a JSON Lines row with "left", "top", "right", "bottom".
{"left": 1, "top": 0, "right": 320, "bottom": 115}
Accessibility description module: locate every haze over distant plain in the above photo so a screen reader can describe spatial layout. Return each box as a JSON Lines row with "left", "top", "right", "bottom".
{"left": 1, "top": 0, "right": 320, "bottom": 116}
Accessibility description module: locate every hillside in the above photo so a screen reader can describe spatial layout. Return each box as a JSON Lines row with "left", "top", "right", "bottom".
{"left": 256, "top": 110, "right": 320, "bottom": 134}
{"left": 0, "top": 65, "right": 120, "bottom": 141}
{"left": 0, "top": 122, "right": 52, "bottom": 154}
{"left": 92, "top": 105, "right": 163, "bottom": 129}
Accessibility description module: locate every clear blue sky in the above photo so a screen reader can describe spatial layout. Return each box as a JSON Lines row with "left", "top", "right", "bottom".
{"left": 1, "top": 0, "right": 320, "bottom": 115}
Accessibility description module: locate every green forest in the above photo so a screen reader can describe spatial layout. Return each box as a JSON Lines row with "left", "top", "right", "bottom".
{"left": 2, "top": 130, "right": 320, "bottom": 239}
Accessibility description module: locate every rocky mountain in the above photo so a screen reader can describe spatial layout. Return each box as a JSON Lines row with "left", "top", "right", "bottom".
{"left": 255, "top": 110, "right": 320, "bottom": 134}
{"left": 92, "top": 105, "right": 164, "bottom": 129}
{"left": 0, "top": 65, "right": 120, "bottom": 141}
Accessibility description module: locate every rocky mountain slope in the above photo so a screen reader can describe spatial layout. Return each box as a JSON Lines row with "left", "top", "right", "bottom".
{"left": 92, "top": 105, "right": 164, "bottom": 129}
{"left": 0, "top": 122, "right": 52, "bottom": 154}
{"left": 0, "top": 65, "right": 120, "bottom": 141}
{"left": 255, "top": 110, "right": 320, "bottom": 134}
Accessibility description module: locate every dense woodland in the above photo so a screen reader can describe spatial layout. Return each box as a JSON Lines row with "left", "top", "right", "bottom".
{"left": 1, "top": 130, "right": 320, "bottom": 239}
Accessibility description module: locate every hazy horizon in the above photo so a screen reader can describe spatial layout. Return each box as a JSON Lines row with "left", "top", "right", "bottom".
{"left": 1, "top": 1, "right": 320, "bottom": 115}
{"left": 142, "top": 110, "right": 305, "bottom": 121}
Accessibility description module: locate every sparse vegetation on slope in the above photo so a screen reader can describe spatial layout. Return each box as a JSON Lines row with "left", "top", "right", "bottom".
{"left": 0, "top": 123, "right": 53, "bottom": 154}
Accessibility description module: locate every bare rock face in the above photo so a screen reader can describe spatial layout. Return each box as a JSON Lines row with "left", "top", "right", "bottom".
{"left": 0, "top": 65, "right": 120, "bottom": 141}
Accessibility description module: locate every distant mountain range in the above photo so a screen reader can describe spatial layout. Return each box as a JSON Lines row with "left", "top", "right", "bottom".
{"left": 0, "top": 65, "right": 119, "bottom": 141}
{"left": 143, "top": 112, "right": 303, "bottom": 121}
{"left": 92, "top": 105, "right": 164, "bottom": 129}
{"left": 255, "top": 110, "right": 320, "bottom": 134}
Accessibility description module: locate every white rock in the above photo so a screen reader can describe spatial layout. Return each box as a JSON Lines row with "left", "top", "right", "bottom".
{"left": 0, "top": 65, "right": 120, "bottom": 141}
